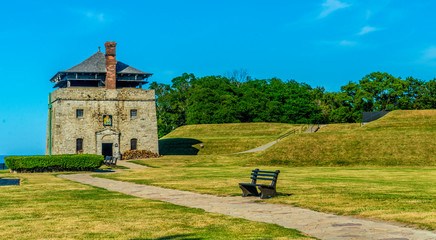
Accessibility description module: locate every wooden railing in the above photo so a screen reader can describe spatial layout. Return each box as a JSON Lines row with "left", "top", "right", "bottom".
{"left": 278, "top": 128, "right": 301, "bottom": 140}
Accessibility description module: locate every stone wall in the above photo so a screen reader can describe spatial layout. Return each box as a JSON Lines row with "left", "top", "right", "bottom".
{"left": 46, "top": 87, "right": 159, "bottom": 156}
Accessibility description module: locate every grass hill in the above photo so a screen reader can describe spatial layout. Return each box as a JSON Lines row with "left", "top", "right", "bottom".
{"left": 159, "top": 110, "right": 436, "bottom": 166}
{"left": 159, "top": 123, "right": 299, "bottom": 155}
{"left": 100, "top": 109, "right": 436, "bottom": 229}
{"left": 257, "top": 110, "right": 436, "bottom": 166}
{"left": 96, "top": 109, "right": 436, "bottom": 230}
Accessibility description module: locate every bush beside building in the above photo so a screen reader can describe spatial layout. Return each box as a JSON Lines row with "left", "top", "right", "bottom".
{"left": 5, "top": 154, "right": 103, "bottom": 172}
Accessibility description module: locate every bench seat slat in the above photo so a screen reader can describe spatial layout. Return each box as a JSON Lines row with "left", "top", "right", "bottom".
{"left": 239, "top": 183, "right": 272, "bottom": 188}
{"left": 250, "top": 177, "right": 275, "bottom": 181}
{"left": 251, "top": 173, "right": 276, "bottom": 177}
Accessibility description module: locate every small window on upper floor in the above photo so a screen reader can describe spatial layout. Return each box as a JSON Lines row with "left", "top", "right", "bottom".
{"left": 130, "top": 109, "right": 137, "bottom": 119}
{"left": 76, "top": 109, "right": 84, "bottom": 118}
{"left": 76, "top": 138, "right": 83, "bottom": 153}
{"left": 131, "top": 138, "right": 137, "bottom": 150}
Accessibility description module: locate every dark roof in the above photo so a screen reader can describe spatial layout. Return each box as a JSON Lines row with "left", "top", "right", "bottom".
{"left": 50, "top": 50, "right": 152, "bottom": 82}
{"left": 64, "top": 51, "right": 149, "bottom": 74}
{"left": 63, "top": 51, "right": 106, "bottom": 73}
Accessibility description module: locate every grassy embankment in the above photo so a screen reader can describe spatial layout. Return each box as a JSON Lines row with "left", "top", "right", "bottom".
{"left": 159, "top": 122, "right": 300, "bottom": 155}
{"left": 258, "top": 110, "right": 436, "bottom": 166}
{"left": 100, "top": 110, "right": 436, "bottom": 230}
{"left": 0, "top": 170, "right": 313, "bottom": 239}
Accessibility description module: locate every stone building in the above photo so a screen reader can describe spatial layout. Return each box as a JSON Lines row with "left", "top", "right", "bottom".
{"left": 46, "top": 42, "right": 159, "bottom": 157}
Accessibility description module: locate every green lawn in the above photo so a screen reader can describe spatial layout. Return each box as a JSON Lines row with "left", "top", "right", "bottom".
{"left": 0, "top": 170, "right": 313, "bottom": 239}
{"left": 98, "top": 156, "right": 436, "bottom": 230}
{"left": 158, "top": 110, "right": 436, "bottom": 166}
{"left": 258, "top": 110, "right": 436, "bottom": 166}
{"left": 3, "top": 109, "right": 435, "bottom": 238}
{"left": 98, "top": 110, "right": 436, "bottom": 230}
{"left": 159, "top": 122, "right": 299, "bottom": 155}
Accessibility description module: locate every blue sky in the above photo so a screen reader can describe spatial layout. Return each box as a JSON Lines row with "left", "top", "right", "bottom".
{"left": 1, "top": 0, "right": 436, "bottom": 155}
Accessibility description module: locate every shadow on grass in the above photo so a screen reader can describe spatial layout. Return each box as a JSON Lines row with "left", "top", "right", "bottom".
{"left": 159, "top": 138, "right": 202, "bottom": 155}
{"left": 93, "top": 169, "right": 116, "bottom": 173}
{"left": 0, "top": 179, "right": 20, "bottom": 186}
{"left": 277, "top": 192, "right": 294, "bottom": 197}
{"left": 132, "top": 234, "right": 203, "bottom": 240}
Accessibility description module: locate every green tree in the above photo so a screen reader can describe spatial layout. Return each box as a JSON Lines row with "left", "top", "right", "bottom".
{"left": 150, "top": 73, "right": 195, "bottom": 137}
{"left": 186, "top": 75, "right": 240, "bottom": 124}
{"left": 236, "top": 79, "right": 269, "bottom": 122}
{"left": 423, "top": 79, "right": 436, "bottom": 108}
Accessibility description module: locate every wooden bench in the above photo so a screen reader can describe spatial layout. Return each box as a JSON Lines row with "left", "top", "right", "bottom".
{"left": 239, "top": 169, "right": 280, "bottom": 199}
{"left": 104, "top": 156, "right": 118, "bottom": 166}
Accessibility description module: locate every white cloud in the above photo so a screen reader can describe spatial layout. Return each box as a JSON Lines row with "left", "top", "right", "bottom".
{"left": 365, "top": 10, "right": 372, "bottom": 20}
{"left": 84, "top": 11, "right": 106, "bottom": 22}
{"left": 339, "top": 40, "right": 357, "bottom": 46}
{"left": 98, "top": 13, "right": 105, "bottom": 22}
{"left": 318, "top": 40, "right": 357, "bottom": 47}
{"left": 422, "top": 46, "right": 436, "bottom": 61}
{"left": 163, "top": 70, "right": 176, "bottom": 75}
{"left": 319, "top": 0, "right": 351, "bottom": 18}
{"left": 358, "top": 26, "right": 379, "bottom": 35}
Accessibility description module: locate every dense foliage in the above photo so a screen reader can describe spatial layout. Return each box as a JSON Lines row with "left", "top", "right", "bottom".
{"left": 151, "top": 72, "right": 436, "bottom": 137}
{"left": 5, "top": 154, "right": 103, "bottom": 172}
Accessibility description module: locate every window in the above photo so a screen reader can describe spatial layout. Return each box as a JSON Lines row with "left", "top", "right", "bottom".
{"left": 131, "top": 138, "right": 137, "bottom": 150}
{"left": 130, "top": 109, "right": 137, "bottom": 119}
{"left": 76, "top": 109, "right": 84, "bottom": 118}
{"left": 76, "top": 138, "right": 83, "bottom": 153}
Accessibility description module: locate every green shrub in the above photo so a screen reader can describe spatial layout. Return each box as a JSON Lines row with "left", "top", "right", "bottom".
{"left": 5, "top": 154, "right": 104, "bottom": 172}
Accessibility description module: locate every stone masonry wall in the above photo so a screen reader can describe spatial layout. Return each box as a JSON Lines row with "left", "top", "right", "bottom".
{"left": 46, "top": 87, "right": 159, "bottom": 156}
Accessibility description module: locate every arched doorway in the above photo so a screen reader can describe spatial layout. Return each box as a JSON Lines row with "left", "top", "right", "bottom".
{"left": 96, "top": 129, "right": 120, "bottom": 157}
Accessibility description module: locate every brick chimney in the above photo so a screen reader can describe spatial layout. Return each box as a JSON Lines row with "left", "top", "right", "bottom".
{"left": 104, "top": 41, "right": 117, "bottom": 89}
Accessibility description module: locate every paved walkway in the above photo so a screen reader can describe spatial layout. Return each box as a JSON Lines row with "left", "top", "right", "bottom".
{"left": 116, "top": 160, "right": 148, "bottom": 169}
{"left": 59, "top": 167, "right": 436, "bottom": 240}
{"left": 235, "top": 125, "right": 328, "bottom": 154}
{"left": 235, "top": 140, "right": 280, "bottom": 154}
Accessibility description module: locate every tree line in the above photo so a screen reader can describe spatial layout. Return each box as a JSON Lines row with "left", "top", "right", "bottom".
{"left": 150, "top": 71, "right": 436, "bottom": 137}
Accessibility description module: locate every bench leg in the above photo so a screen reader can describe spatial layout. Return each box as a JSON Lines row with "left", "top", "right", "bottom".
{"left": 239, "top": 184, "right": 260, "bottom": 197}
{"left": 258, "top": 186, "right": 277, "bottom": 199}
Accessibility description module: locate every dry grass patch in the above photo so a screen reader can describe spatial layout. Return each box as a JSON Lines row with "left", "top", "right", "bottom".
{"left": 99, "top": 110, "right": 436, "bottom": 231}
{"left": 258, "top": 110, "right": 436, "bottom": 166}
{"left": 100, "top": 156, "right": 436, "bottom": 230}
{"left": 317, "top": 123, "right": 361, "bottom": 133}
{"left": 0, "top": 170, "right": 314, "bottom": 239}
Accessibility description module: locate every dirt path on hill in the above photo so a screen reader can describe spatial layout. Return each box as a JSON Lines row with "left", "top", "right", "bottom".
{"left": 234, "top": 125, "right": 327, "bottom": 154}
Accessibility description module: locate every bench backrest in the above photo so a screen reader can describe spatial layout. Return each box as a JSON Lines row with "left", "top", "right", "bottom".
{"left": 104, "top": 156, "right": 118, "bottom": 165}
{"left": 250, "top": 168, "right": 280, "bottom": 187}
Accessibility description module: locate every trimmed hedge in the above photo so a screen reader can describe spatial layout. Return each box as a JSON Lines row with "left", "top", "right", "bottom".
{"left": 5, "top": 154, "right": 104, "bottom": 172}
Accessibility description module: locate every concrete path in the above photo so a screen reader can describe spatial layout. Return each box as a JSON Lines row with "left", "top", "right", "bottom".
{"left": 304, "top": 125, "right": 327, "bottom": 133}
{"left": 59, "top": 170, "right": 436, "bottom": 240}
{"left": 236, "top": 140, "right": 280, "bottom": 154}
{"left": 116, "top": 160, "right": 148, "bottom": 169}
{"left": 235, "top": 125, "right": 328, "bottom": 154}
